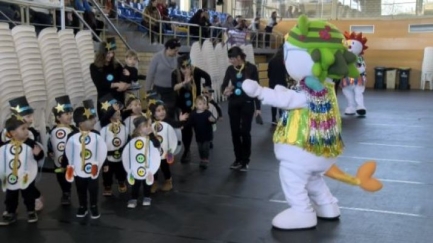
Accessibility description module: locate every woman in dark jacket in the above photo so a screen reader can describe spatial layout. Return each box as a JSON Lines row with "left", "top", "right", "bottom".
{"left": 172, "top": 55, "right": 212, "bottom": 163}
{"left": 188, "top": 9, "right": 211, "bottom": 42}
{"left": 89, "top": 38, "right": 130, "bottom": 118}
{"left": 267, "top": 46, "right": 287, "bottom": 125}
{"left": 221, "top": 47, "right": 261, "bottom": 172}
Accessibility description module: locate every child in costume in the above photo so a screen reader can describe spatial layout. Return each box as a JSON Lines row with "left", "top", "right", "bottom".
{"left": 340, "top": 31, "right": 368, "bottom": 116}
{"left": 186, "top": 96, "right": 216, "bottom": 169}
{"left": 123, "top": 95, "right": 146, "bottom": 136}
{"left": 63, "top": 100, "right": 107, "bottom": 219}
{"left": 0, "top": 96, "right": 45, "bottom": 211}
{"left": 148, "top": 100, "right": 184, "bottom": 193}
{"left": 48, "top": 95, "right": 77, "bottom": 206}
{"left": 241, "top": 15, "right": 382, "bottom": 230}
{"left": 0, "top": 114, "right": 44, "bottom": 225}
{"left": 202, "top": 89, "right": 222, "bottom": 149}
{"left": 124, "top": 116, "right": 161, "bottom": 208}
{"left": 99, "top": 94, "right": 129, "bottom": 196}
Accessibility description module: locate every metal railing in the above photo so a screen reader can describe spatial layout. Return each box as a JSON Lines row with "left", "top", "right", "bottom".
{"left": 115, "top": 0, "right": 284, "bottom": 48}
{"left": 237, "top": 0, "right": 433, "bottom": 20}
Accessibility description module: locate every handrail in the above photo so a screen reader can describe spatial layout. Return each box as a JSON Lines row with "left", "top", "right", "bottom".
{"left": 71, "top": 9, "right": 102, "bottom": 42}
{"left": 117, "top": 0, "right": 283, "bottom": 47}
{"left": 0, "top": 9, "right": 18, "bottom": 28}
{"left": 0, "top": 0, "right": 62, "bottom": 10}
{"left": 88, "top": 0, "right": 132, "bottom": 50}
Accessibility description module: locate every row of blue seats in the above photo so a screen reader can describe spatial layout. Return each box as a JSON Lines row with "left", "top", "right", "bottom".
{"left": 117, "top": 2, "right": 228, "bottom": 23}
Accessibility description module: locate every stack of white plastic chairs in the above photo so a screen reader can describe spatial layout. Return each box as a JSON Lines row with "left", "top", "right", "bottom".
{"left": 75, "top": 30, "right": 98, "bottom": 106}
{"left": 220, "top": 43, "right": 231, "bottom": 101}
{"left": 38, "top": 28, "right": 67, "bottom": 127}
{"left": 421, "top": 46, "right": 433, "bottom": 90}
{"left": 11, "top": 25, "right": 48, "bottom": 136}
{"left": 202, "top": 39, "right": 219, "bottom": 101}
{"left": 213, "top": 42, "right": 225, "bottom": 102}
{"left": 190, "top": 41, "right": 207, "bottom": 71}
{"left": 0, "top": 23, "right": 25, "bottom": 127}
{"left": 190, "top": 41, "right": 207, "bottom": 88}
{"left": 58, "top": 29, "right": 85, "bottom": 107}
{"left": 243, "top": 44, "right": 256, "bottom": 65}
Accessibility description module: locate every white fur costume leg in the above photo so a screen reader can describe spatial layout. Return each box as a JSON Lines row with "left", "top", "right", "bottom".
{"left": 354, "top": 85, "right": 366, "bottom": 111}
{"left": 342, "top": 85, "right": 356, "bottom": 115}
{"left": 272, "top": 144, "right": 339, "bottom": 230}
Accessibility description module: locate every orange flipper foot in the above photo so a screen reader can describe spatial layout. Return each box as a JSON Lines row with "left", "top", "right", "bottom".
{"left": 325, "top": 162, "right": 383, "bottom": 192}
{"left": 356, "top": 161, "right": 383, "bottom": 192}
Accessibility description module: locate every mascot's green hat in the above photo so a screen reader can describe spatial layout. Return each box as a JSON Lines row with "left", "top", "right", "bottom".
{"left": 286, "top": 15, "right": 359, "bottom": 81}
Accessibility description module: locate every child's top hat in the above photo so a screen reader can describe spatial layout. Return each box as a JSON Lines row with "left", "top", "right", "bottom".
{"left": 98, "top": 93, "right": 119, "bottom": 124}
{"left": 73, "top": 100, "right": 96, "bottom": 125}
{"left": 52, "top": 95, "right": 74, "bottom": 116}
{"left": 9, "top": 96, "right": 34, "bottom": 116}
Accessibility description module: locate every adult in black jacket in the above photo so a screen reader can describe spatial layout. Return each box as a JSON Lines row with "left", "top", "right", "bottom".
{"left": 172, "top": 55, "right": 212, "bottom": 163}
{"left": 221, "top": 47, "right": 261, "bottom": 172}
{"left": 188, "top": 9, "right": 211, "bottom": 42}
{"left": 90, "top": 38, "right": 130, "bottom": 118}
{"left": 268, "top": 46, "right": 287, "bottom": 125}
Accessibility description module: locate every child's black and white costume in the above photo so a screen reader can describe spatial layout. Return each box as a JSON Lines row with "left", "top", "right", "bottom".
{"left": 1, "top": 96, "right": 45, "bottom": 212}
{"left": 48, "top": 95, "right": 77, "bottom": 204}
{"left": 98, "top": 94, "right": 128, "bottom": 193}
{"left": 122, "top": 133, "right": 161, "bottom": 204}
{"left": 63, "top": 100, "right": 107, "bottom": 218}
{"left": 0, "top": 115, "right": 44, "bottom": 224}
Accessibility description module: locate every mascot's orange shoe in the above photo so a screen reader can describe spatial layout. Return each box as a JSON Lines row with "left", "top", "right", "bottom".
{"left": 325, "top": 161, "right": 383, "bottom": 192}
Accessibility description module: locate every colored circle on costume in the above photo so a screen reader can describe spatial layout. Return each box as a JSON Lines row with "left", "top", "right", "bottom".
{"left": 84, "top": 163, "right": 92, "bottom": 174}
{"left": 156, "top": 135, "right": 163, "bottom": 143}
{"left": 55, "top": 129, "right": 66, "bottom": 139}
{"left": 154, "top": 123, "right": 163, "bottom": 132}
{"left": 106, "top": 74, "right": 114, "bottom": 82}
{"left": 186, "top": 100, "right": 192, "bottom": 107}
{"left": 7, "top": 174, "right": 18, "bottom": 185}
{"left": 10, "top": 145, "right": 22, "bottom": 155}
{"left": 136, "top": 153, "right": 146, "bottom": 164}
{"left": 236, "top": 82, "right": 242, "bottom": 88}
{"left": 57, "top": 142, "right": 65, "bottom": 152}
{"left": 8, "top": 159, "right": 21, "bottom": 170}
{"left": 184, "top": 92, "right": 191, "bottom": 98}
{"left": 112, "top": 126, "right": 120, "bottom": 134}
{"left": 236, "top": 73, "right": 243, "bottom": 79}
{"left": 160, "top": 147, "right": 164, "bottom": 156}
{"left": 137, "top": 167, "right": 146, "bottom": 177}
{"left": 134, "top": 139, "right": 144, "bottom": 149}
{"left": 235, "top": 89, "right": 242, "bottom": 96}
{"left": 112, "top": 138, "right": 121, "bottom": 147}
{"left": 113, "top": 151, "right": 121, "bottom": 159}
{"left": 58, "top": 155, "right": 63, "bottom": 163}
{"left": 80, "top": 149, "right": 92, "bottom": 160}
{"left": 79, "top": 135, "right": 91, "bottom": 145}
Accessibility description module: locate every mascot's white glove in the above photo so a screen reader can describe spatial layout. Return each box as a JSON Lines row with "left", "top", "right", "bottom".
{"left": 242, "top": 79, "right": 263, "bottom": 98}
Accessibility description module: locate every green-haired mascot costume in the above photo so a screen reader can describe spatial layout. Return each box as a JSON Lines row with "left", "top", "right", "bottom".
{"left": 242, "top": 15, "right": 383, "bottom": 230}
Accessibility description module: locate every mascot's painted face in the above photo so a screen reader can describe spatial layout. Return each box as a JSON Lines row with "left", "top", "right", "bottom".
{"left": 283, "top": 15, "right": 360, "bottom": 83}
{"left": 345, "top": 39, "right": 363, "bottom": 56}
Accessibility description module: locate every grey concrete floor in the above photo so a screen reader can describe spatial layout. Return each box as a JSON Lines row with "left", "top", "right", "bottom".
{"left": 1, "top": 89, "right": 432, "bottom": 243}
